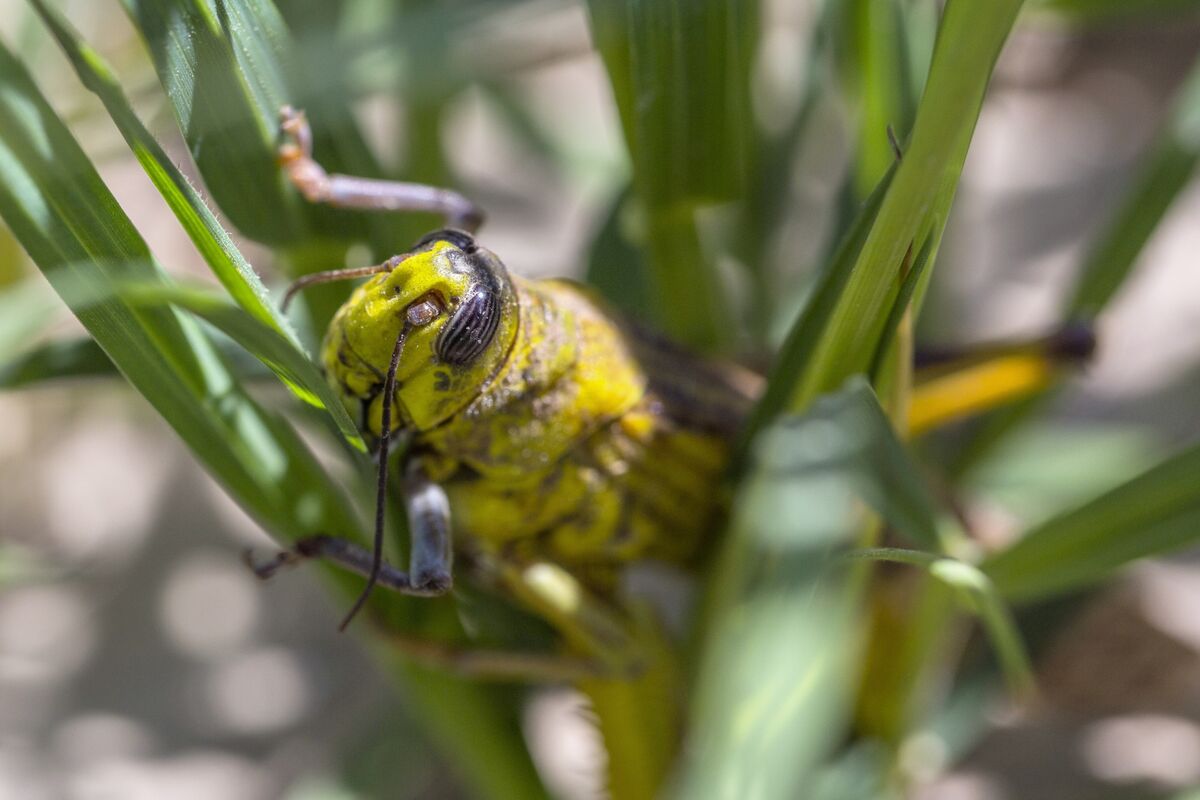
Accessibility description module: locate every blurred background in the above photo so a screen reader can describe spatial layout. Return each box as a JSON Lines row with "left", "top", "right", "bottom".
{"left": 1, "top": 1, "right": 1200, "bottom": 798}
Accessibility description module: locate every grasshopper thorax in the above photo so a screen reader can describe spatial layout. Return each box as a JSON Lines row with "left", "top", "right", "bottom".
{"left": 321, "top": 230, "right": 519, "bottom": 435}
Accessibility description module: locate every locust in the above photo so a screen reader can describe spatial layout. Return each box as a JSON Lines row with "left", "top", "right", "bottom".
{"left": 250, "top": 107, "right": 759, "bottom": 675}
{"left": 251, "top": 108, "right": 1094, "bottom": 677}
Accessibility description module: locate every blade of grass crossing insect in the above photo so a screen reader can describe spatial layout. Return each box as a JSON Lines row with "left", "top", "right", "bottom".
{"left": 31, "top": 0, "right": 296, "bottom": 342}
{"left": 789, "top": 0, "right": 1025, "bottom": 409}
{"left": 983, "top": 442, "right": 1200, "bottom": 602}
{"left": 739, "top": 165, "right": 895, "bottom": 454}
{"left": 0, "top": 39, "right": 358, "bottom": 540}
{"left": 681, "top": 380, "right": 945, "bottom": 797}
{"left": 114, "top": 283, "right": 364, "bottom": 450}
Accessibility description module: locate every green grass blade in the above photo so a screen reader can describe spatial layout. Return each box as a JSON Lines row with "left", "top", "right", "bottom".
{"left": 835, "top": 0, "right": 913, "bottom": 197}
{"left": 585, "top": 186, "right": 654, "bottom": 321}
{"left": 119, "top": 0, "right": 304, "bottom": 244}
{"left": 0, "top": 37, "right": 358, "bottom": 540}
{"left": 1067, "top": 50, "right": 1200, "bottom": 319}
{"left": 788, "top": 0, "right": 1024, "bottom": 409}
{"left": 745, "top": 0, "right": 1022, "bottom": 442}
{"left": 585, "top": 0, "right": 757, "bottom": 347}
{"left": 740, "top": 166, "right": 895, "bottom": 449}
{"left": 120, "top": 0, "right": 389, "bottom": 249}
{"left": 983, "top": 443, "right": 1200, "bottom": 601}
{"left": 0, "top": 337, "right": 116, "bottom": 387}
{"left": 851, "top": 549, "right": 1036, "bottom": 697}
{"left": 585, "top": 0, "right": 755, "bottom": 208}
{"left": 31, "top": 0, "right": 296, "bottom": 342}
{"left": 116, "top": 283, "right": 364, "bottom": 451}
{"left": 678, "top": 392, "right": 864, "bottom": 798}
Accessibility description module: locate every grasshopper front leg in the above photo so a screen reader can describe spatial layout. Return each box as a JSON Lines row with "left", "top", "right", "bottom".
{"left": 247, "top": 460, "right": 454, "bottom": 599}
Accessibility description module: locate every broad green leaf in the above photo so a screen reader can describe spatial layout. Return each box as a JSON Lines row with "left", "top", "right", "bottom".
{"left": 0, "top": 36, "right": 358, "bottom": 542}
{"left": 31, "top": 0, "right": 295, "bottom": 341}
{"left": 680, "top": 379, "right": 941, "bottom": 797}
{"left": 984, "top": 443, "right": 1200, "bottom": 601}
{"left": 585, "top": 0, "right": 755, "bottom": 208}
{"left": 585, "top": 0, "right": 758, "bottom": 348}
{"left": 754, "top": 377, "right": 948, "bottom": 555}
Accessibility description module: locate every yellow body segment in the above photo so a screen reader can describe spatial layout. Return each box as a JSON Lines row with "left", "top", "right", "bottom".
{"left": 321, "top": 237, "right": 757, "bottom": 590}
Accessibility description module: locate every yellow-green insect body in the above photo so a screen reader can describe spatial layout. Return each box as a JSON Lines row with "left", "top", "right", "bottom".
{"left": 323, "top": 232, "right": 754, "bottom": 588}
{"left": 270, "top": 104, "right": 757, "bottom": 644}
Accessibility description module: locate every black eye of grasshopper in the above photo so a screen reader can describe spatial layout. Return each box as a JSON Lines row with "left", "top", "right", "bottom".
{"left": 435, "top": 287, "right": 500, "bottom": 365}
{"left": 415, "top": 228, "right": 477, "bottom": 254}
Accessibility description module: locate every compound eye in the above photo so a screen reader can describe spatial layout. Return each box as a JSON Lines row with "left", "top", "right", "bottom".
{"left": 406, "top": 297, "right": 441, "bottom": 326}
{"left": 415, "top": 228, "right": 477, "bottom": 253}
{"left": 435, "top": 288, "right": 500, "bottom": 365}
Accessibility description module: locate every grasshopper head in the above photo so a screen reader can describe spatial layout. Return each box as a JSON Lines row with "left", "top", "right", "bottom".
{"left": 322, "top": 230, "right": 519, "bottom": 434}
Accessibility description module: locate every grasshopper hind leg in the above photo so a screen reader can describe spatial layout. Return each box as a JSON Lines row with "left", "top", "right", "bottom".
{"left": 278, "top": 105, "right": 482, "bottom": 232}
